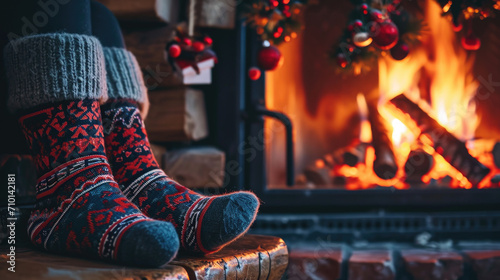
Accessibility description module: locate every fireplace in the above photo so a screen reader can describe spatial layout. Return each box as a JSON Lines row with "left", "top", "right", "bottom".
{"left": 237, "top": 0, "right": 500, "bottom": 238}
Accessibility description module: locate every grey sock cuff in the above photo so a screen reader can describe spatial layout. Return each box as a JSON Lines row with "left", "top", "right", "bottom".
{"left": 4, "top": 33, "right": 107, "bottom": 112}
{"left": 103, "top": 47, "right": 147, "bottom": 103}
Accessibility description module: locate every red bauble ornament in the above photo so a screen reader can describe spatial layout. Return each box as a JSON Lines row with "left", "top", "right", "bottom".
{"left": 461, "top": 34, "right": 481, "bottom": 50}
{"left": 353, "top": 32, "right": 372, "bottom": 47}
{"left": 371, "top": 21, "right": 399, "bottom": 50}
{"left": 269, "top": 0, "right": 279, "bottom": 7}
{"left": 370, "top": 9, "right": 384, "bottom": 22}
{"left": 349, "top": 20, "right": 363, "bottom": 32}
{"left": 336, "top": 53, "right": 348, "bottom": 68}
{"left": 353, "top": 19, "right": 363, "bottom": 28}
{"left": 168, "top": 44, "right": 182, "bottom": 58}
{"left": 248, "top": 67, "right": 262, "bottom": 80}
{"left": 257, "top": 45, "right": 283, "bottom": 71}
{"left": 452, "top": 22, "right": 463, "bottom": 32}
{"left": 390, "top": 42, "right": 410, "bottom": 60}
{"left": 192, "top": 41, "right": 205, "bottom": 52}
{"left": 182, "top": 38, "right": 192, "bottom": 46}
{"left": 360, "top": 3, "right": 368, "bottom": 12}
{"left": 204, "top": 36, "right": 213, "bottom": 45}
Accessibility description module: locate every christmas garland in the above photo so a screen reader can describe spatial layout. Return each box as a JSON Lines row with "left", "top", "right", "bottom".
{"left": 241, "top": 0, "right": 309, "bottom": 45}
{"left": 241, "top": 0, "right": 499, "bottom": 78}
{"left": 331, "top": 0, "right": 424, "bottom": 75}
{"left": 436, "top": 0, "right": 500, "bottom": 50}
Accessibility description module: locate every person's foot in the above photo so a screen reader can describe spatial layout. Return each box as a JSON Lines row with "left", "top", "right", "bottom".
{"left": 101, "top": 96, "right": 259, "bottom": 254}
{"left": 5, "top": 34, "right": 179, "bottom": 266}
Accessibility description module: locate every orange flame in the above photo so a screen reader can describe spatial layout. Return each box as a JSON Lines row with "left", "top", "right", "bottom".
{"left": 377, "top": 0, "right": 485, "bottom": 188}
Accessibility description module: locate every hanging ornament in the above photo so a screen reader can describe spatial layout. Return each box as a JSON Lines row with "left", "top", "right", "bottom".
{"left": 165, "top": 25, "right": 218, "bottom": 85}
{"left": 390, "top": 41, "right": 410, "bottom": 60}
{"left": 192, "top": 41, "right": 205, "bottom": 52}
{"left": 452, "top": 21, "right": 463, "bottom": 32}
{"left": 182, "top": 38, "right": 192, "bottom": 46}
{"left": 336, "top": 53, "right": 348, "bottom": 68}
{"left": 168, "top": 44, "right": 182, "bottom": 58}
{"left": 353, "top": 19, "right": 363, "bottom": 30}
{"left": 461, "top": 33, "right": 481, "bottom": 51}
{"left": 360, "top": 3, "right": 369, "bottom": 15}
{"left": 370, "top": 9, "right": 385, "bottom": 22}
{"left": 257, "top": 45, "right": 283, "bottom": 71}
{"left": 203, "top": 36, "right": 213, "bottom": 45}
{"left": 332, "top": 1, "right": 423, "bottom": 75}
{"left": 248, "top": 67, "right": 262, "bottom": 80}
{"left": 371, "top": 21, "right": 399, "bottom": 50}
{"left": 352, "top": 32, "right": 372, "bottom": 47}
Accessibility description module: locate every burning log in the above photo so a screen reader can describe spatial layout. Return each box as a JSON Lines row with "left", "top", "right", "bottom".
{"left": 404, "top": 149, "right": 434, "bottom": 181}
{"left": 367, "top": 104, "right": 398, "bottom": 179}
{"left": 492, "top": 142, "right": 500, "bottom": 168}
{"left": 390, "top": 94, "right": 490, "bottom": 185}
{"left": 333, "top": 143, "right": 368, "bottom": 167}
{"left": 304, "top": 160, "right": 332, "bottom": 185}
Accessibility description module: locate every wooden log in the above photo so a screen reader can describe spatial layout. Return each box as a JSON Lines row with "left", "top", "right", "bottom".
{"left": 492, "top": 142, "right": 500, "bottom": 168}
{"left": 404, "top": 149, "right": 434, "bottom": 181}
{"left": 97, "top": 0, "right": 179, "bottom": 23}
{"left": 163, "top": 147, "right": 225, "bottom": 188}
{"left": 303, "top": 164, "right": 331, "bottom": 185}
{"left": 390, "top": 94, "right": 491, "bottom": 185}
{"left": 197, "top": 0, "right": 236, "bottom": 29}
{"left": 333, "top": 143, "right": 369, "bottom": 167}
{"left": 172, "top": 235, "right": 288, "bottom": 280}
{"left": 0, "top": 245, "right": 190, "bottom": 279}
{"left": 123, "top": 26, "right": 182, "bottom": 89}
{"left": 367, "top": 104, "right": 398, "bottom": 180}
{"left": 145, "top": 88, "right": 208, "bottom": 142}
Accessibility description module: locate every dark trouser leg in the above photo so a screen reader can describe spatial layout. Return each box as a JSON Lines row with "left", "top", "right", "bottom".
{"left": 90, "top": 0, "right": 124, "bottom": 48}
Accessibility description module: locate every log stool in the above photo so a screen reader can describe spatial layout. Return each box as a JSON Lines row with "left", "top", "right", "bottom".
{"left": 0, "top": 235, "right": 288, "bottom": 280}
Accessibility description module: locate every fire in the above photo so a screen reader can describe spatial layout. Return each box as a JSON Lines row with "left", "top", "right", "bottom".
{"left": 377, "top": 0, "right": 491, "bottom": 188}
{"left": 264, "top": 0, "right": 498, "bottom": 189}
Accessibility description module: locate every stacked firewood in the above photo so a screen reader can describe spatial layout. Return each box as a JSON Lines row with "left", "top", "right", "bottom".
{"left": 97, "top": 0, "right": 236, "bottom": 188}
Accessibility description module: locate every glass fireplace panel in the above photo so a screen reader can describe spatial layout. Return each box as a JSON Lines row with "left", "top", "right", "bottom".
{"left": 264, "top": 0, "right": 500, "bottom": 190}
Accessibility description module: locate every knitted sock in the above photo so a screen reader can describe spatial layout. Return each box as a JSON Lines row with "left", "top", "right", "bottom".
{"left": 101, "top": 47, "right": 259, "bottom": 254}
{"left": 4, "top": 34, "right": 179, "bottom": 266}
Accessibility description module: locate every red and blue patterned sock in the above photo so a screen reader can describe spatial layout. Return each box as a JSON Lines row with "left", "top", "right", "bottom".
{"left": 5, "top": 34, "right": 179, "bottom": 266}
{"left": 101, "top": 99, "right": 259, "bottom": 254}
{"left": 20, "top": 99, "right": 179, "bottom": 266}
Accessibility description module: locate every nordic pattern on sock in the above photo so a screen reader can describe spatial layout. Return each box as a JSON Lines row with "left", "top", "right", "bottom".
{"left": 102, "top": 100, "right": 259, "bottom": 254}
{"left": 20, "top": 100, "right": 106, "bottom": 176}
{"left": 20, "top": 99, "right": 176, "bottom": 264}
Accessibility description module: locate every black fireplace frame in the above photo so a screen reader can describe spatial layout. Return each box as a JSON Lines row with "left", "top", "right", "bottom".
{"left": 222, "top": 22, "right": 500, "bottom": 216}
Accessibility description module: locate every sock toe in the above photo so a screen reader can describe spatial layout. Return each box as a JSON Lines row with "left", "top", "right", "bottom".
{"left": 223, "top": 192, "right": 259, "bottom": 236}
{"left": 200, "top": 192, "right": 259, "bottom": 253}
{"left": 116, "top": 220, "right": 179, "bottom": 267}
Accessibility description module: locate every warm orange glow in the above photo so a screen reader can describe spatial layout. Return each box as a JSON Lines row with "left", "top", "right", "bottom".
{"left": 376, "top": 0, "right": 492, "bottom": 188}
{"left": 356, "top": 93, "right": 372, "bottom": 143}
{"left": 265, "top": 0, "right": 498, "bottom": 189}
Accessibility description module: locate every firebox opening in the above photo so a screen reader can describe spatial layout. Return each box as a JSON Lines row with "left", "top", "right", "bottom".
{"left": 264, "top": 0, "right": 500, "bottom": 190}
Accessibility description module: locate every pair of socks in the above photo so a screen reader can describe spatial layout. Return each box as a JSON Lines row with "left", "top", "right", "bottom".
{"left": 4, "top": 33, "right": 259, "bottom": 267}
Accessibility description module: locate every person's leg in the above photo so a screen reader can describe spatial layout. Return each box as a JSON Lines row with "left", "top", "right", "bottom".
{"left": 90, "top": 1, "right": 124, "bottom": 48}
{"left": 91, "top": 0, "right": 260, "bottom": 255}
{"left": 2, "top": 0, "right": 91, "bottom": 40}
{"left": 3, "top": 0, "right": 178, "bottom": 266}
